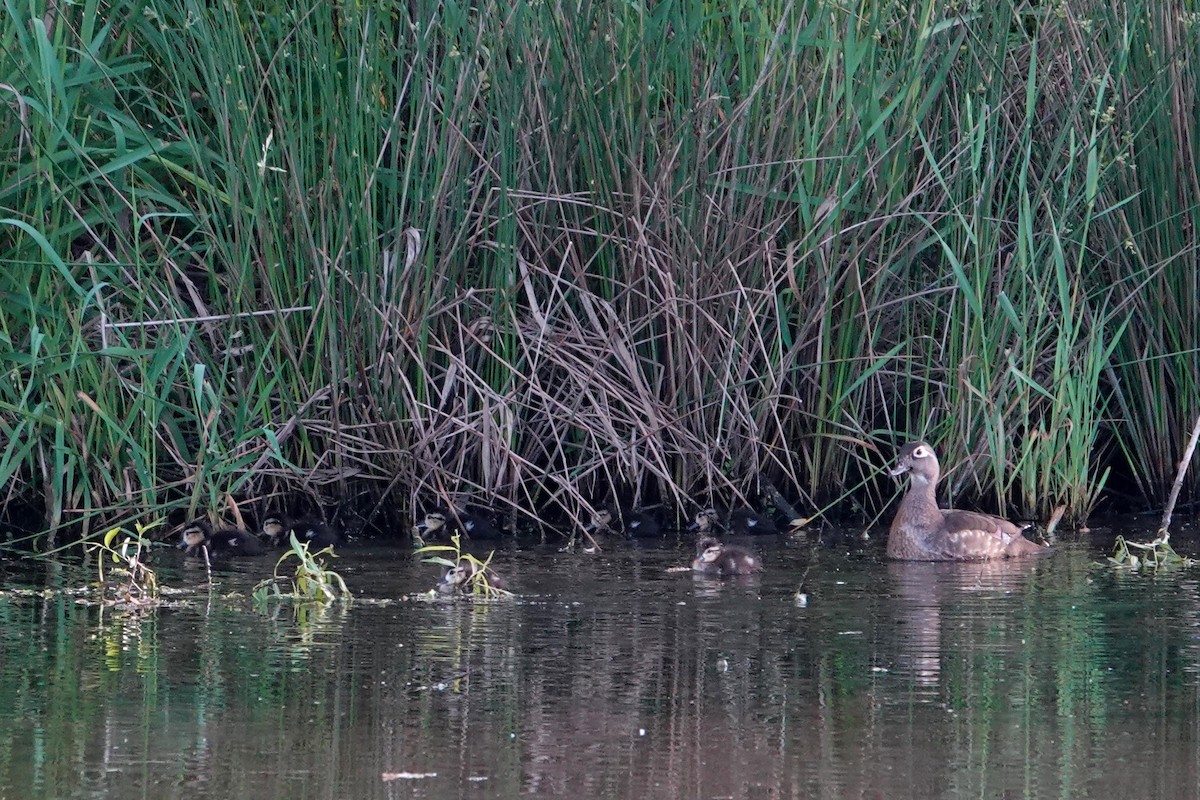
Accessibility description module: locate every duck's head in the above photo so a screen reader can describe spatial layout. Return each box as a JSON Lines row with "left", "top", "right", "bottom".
{"left": 587, "top": 507, "right": 614, "bottom": 532}
{"left": 417, "top": 511, "right": 447, "bottom": 535}
{"left": 262, "top": 516, "right": 288, "bottom": 544}
{"left": 437, "top": 559, "right": 482, "bottom": 593}
{"left": 179, "top": 521, "right": 210, "bottom": 550}
{"left": 887, "top": 441, "right": 941, "bottom": 486}
{"left": 442, "top": 564, "right": 471, "bottom": 587}
{"left": 694, "top": 536, "right": 723, "bottom": 562}
{"left": 687, "top": 508, "right": 718, "bottom": 533}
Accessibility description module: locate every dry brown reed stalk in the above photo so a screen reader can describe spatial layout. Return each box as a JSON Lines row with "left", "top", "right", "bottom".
{"left": 13, "top": 0, "right": 1196, "bottom": 538}
{"left": 362, "top": 204, "right": 846, "bottom": 533}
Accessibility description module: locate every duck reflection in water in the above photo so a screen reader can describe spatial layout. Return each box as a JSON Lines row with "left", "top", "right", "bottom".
{"left": 887, "top": 559, "right": 1042, "bottom": 696}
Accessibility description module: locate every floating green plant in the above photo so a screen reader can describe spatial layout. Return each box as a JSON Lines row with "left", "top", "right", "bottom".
{"left": 416, "top": 534, "right": 511, "bottom": 599}
{"left": 84, "top": 522, "right": 161, "bottom": 610}
{"left": 253, "top": 534, "right": 350, "bottom": 605}
{"left": 1107, "top": 535, "right": 1195, "bottom": 570}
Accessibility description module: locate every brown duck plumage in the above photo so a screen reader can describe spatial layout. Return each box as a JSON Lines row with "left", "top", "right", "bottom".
{"left": 691, "top": 537, "right": 764, "bottom": 576}
{"left": 886, "top": 442, "right": 1048, "bottom": 561}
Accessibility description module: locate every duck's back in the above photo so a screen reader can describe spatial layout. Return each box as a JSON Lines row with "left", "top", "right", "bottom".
{"left": 890, "top": 508, "right": 1046, "bottom": 561}
{"left": 210, "top": 528, "right": 265, "bottom": 556}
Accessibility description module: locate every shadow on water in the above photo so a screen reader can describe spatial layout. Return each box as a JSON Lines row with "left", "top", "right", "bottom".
{"left": 2, "top": 527, "right": 1200, "bottom": 798}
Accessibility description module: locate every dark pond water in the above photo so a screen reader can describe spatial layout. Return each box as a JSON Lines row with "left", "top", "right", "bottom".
{"left": 2, "top": 527, "right": 1200, "bottom": 800}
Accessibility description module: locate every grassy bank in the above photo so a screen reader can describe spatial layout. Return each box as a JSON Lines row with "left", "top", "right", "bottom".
{"left": 2, "top": 0, "right": 1198, "bottom": 543}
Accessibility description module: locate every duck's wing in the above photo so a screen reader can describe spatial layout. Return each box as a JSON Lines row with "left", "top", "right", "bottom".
{"left": 721, "top": 545, "right": 764, "bottom": 574}
{"left": 932, "top": 511, "right": 1047, "bottom": 559}
{"left": 942, "top": 509, "right": 1028, "bottom": 537}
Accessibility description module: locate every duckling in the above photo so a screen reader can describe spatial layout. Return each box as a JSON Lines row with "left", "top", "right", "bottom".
{"left": 263, "top": 515, "right": 339, "bottom": 548}
{"left": 178, "top": 523, "right": 210, "bottom": 557}
{"left": 729, "top": 507, "right": 781, "bottom": 535}
{"left": 687, "top": 508, "right": 719, "bottom": 534}
{"left": 887, "top": 441, "right": 1048, "bottom": 561}
{"left": 586, "top": 505, "right": 662, "bottom": 539}
{"left": 691, "top": 537, "right": 763, "bottom": 576}
{"left": 416, "top": 508, "right": 502, "bottom": 541}
{"left": 261, "top": 516, "right": 289, "bottom": 546}
{"left": 688, "top": 507, "right": 780, "bottom": 536}
{"left": 178, "top": 519, "right": 265, "bottom": 558}
{"left": 435, "top": 558, "right": 508, "bottom": 595}
{"left": 295, "top": 517, "right": 339, "bottom": 548}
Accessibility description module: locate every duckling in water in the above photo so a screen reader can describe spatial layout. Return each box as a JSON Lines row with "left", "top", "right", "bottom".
{"left": 586, "top": 505, "right": 662, "bottom": 539}
{"left": 416, "top": 508, "right": 502, "bottom": 541}
{"left": 691, "top": 537, "right": 763, "bottom": 576}
{"left": 435, "top": 558, "right": 508, "bottom": 595}
{"left": 263, "top": 515, "right": 339, "bottom": 548}
{"left": 178, "top": 519, "right": 266, "bottom": 558}
{"left": 296, "top": 518, "right": 339, "bottom": 548}
{"left": 688, "top": 507, "right": 780, "bottom": 536}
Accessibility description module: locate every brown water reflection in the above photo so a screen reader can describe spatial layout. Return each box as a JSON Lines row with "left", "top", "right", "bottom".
{"left": 1, "top": 535, "right": 1200, "bottom": 799}
{"left": 887, "top": 558, "right": 1046, "bottom": 696}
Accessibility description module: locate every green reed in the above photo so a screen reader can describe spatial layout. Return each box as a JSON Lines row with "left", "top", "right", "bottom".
{"left": 2, "top": 0, "right": 1198, "bottom": 542}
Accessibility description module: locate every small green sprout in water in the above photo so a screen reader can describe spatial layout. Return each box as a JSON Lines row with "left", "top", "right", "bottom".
{"left": 253, "top": 533, "right": 350, "bottom": 605}
{"left": 1108, "top": 534, "right": 1195, "bottom": 570}
{"left": 416, "top": 534, "right": 512, "bottom": 599}
{"left": 85, "top": 522, "right": 162, "bottom": 610}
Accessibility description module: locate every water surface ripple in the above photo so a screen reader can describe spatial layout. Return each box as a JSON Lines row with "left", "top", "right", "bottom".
{"left": 1, "top": 531, "right": 1198, "bottom": 799}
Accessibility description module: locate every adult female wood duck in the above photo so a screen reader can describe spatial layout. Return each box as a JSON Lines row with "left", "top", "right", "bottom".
{"left": 263, "top": 515, "right": 339, "bottom": 548}
{"left": 178, "top": 519, "right": 266, "bottom": 557}
{"left": 691, "top": 537, "right": 763, "bottom": 576}
{"left": 886, "top": 441, "right": 1048, "bottom": 561}
{"left": 688, "top": 507, "right": 779, "bottom": 536}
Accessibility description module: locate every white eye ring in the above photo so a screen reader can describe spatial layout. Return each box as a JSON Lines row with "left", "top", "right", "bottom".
{"left": 913, "top": 445, "right": 931, "bottom": 458}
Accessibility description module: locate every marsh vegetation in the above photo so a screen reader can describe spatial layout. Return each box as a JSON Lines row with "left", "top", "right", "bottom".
{"left": 3, "top": 0, "right": 1200, "bottom": 545}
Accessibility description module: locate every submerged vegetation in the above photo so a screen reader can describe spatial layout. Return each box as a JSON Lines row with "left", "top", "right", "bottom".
{"left": 3, "top": 0, "right": 1200, "bottom": 543}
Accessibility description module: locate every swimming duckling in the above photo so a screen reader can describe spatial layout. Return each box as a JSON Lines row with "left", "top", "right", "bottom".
{"left": 261, "top": 516, "right": 289, "bottom": 546}
{"left": 728, "top": 507, "right": 780, "bottom": 535}
{"left": 295, "top": 517, "right": 339, "bottom": 548}
{"left": 178, "top": 519, "right": 266, "bottom": 558}
{"left": 435, "top": 558, "right": 508, "bottom": 595}
{"left": 416, "top": 508, "right": 502, "bottom": 541}
{"left": 691, "top": 536, "right": 763, "bottom": 576}
{"left": 688, "top": 507, "right": 780, "bottom": 536}
{"left": 586, "top": 505, "right": 662, "bottom": 539}
{"left": 263, "top": 515, "right": 339, "bottom": 548}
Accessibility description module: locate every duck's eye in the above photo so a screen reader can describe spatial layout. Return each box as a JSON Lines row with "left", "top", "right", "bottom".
{"left": 913, "top": 445, "right": 931, "bottom": 458}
